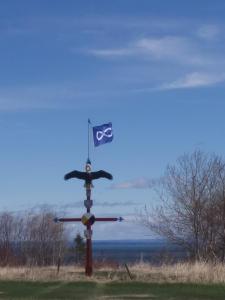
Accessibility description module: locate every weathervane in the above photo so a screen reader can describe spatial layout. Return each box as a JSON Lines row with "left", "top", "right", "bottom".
{"left": 55, "top": 120, "right": 123, "bottom": 276}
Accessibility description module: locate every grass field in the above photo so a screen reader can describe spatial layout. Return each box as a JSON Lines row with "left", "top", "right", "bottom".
{"left": 0, "top": 281, "right": 224, "bottom": 299}
{"left": 0, "top": 263, "right": 224, "bottom": 299}
{"left": 1, "top": 262, "right": 225, "bottom": 283}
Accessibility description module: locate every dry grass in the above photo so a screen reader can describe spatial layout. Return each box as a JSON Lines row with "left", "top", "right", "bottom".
{"left": 130, "top": 261, "right": 225, "bottom": 283}
{"left": 0, "top": 266, "right": 84, "bottom": 282}
{"left": 0, "top": 262, "right": 225, "bottom": 284}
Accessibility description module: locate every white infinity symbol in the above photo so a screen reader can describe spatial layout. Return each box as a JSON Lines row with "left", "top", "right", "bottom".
{"left": 96, "top": 127, "right": 113, "bottom": 141}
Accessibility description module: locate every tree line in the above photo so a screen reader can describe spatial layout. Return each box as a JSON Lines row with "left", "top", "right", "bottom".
{"left": 0, "top": 209, "right": 67, "bottom": 266}
{"left": 142, "top": 150, "right": 225, "bottom": 262}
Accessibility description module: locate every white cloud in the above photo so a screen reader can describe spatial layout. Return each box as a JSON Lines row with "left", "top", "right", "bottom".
{"left": 89, "top": 36, "right": 190, "bottom": 60}
{"left": 136, "top": 36, "right": 191, "bottom": 61}
{"left": 197, "top": 25, "right": 220, "bottom": 40}
{"left": 0, "top": 83, "right": 119, "bottom": 111}
{"left": 159, "top": 72, "right": 225, "bottom": 90}
{"left": 88, "top": 48, "right": 134, "bottom": 57}
{"left": 61, "top": 200, "right": 140, "bottom": 209}
{"left": 88, "top": 35, "right": 213, "bottom": 67}
{"left": 86, "top": 33, "right": 225, "bottom": 92}
{"left": 111, "top": 178, "right": 157, "bottom": 189}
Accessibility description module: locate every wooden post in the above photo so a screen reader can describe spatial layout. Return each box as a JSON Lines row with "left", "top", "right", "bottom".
{"left": 55, "top": 161, "right": 123, "bottom": 276}
{"left": 85, "top": 224, "right": 92, "bottom": 276}
{"left": 57, "top": 256, "right": 61, "bottom": 274}
{"left": 125, "top": 263, "right": 133, "bottom": 280}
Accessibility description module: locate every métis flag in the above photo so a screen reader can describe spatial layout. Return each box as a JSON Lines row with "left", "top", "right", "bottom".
{"left": 92, "top": 122, "right": 113, "bottom": 147}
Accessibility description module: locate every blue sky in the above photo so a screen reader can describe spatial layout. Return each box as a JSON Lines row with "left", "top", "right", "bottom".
{"left": 1, "top": 0, "right": 225, "bottom": 239}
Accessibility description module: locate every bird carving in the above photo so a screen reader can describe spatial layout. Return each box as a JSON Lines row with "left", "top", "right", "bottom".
{"left": 64, "top": 160, "right": 113, "bottom": 186}
{"left": 64, "top": 170, "right": 113, "bottom": 183}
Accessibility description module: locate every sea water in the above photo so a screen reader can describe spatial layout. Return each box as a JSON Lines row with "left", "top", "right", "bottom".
{"left": 93, "top": 239, "right": 187, "bottom": 264}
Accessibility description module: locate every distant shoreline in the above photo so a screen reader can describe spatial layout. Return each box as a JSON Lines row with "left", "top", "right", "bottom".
{"left": 92, "top": 239, "right": 187, "bottom": 264}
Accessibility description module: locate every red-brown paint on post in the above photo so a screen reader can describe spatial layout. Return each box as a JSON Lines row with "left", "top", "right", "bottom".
{"left": 95, "top": 217, "right": 118, "bottom": 222}
{"left": 85, "top": 224, "right": 92, "bottom": 276}
{"left": 58, "top": 218, "right": 81, "bottom": 222}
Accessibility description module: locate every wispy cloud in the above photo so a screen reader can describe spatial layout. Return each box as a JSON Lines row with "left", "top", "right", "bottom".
{"left": 61, "top": 200, "right": 140, "bottom": 208}
{"left": 1, "top": 17, "right": 225, "bottom": 112}
{"left": 136, "top": 36, "right": 194, "bottom": 63}
{"left": 0, "top": 83, "right": 123, "bottom": 111}
{"left": 87, "top": 23, "right": 225, "bottom": 91}
{"left": 88, "top": 35, "right": 213, "bottom": 66}
{"left": 111, "top": 178, "right": 157, "bottom": 189}
{"left": 89, "top": 48, "right": 134, "bottom": 57}
{"left": 196, "top": 25, "right": 220, "bottom": 40}
{"left": 159, "top": 72, "right": 225, "bottom": 90}
{"left": 0, "top": 15, "right": 189, "bottom": 37}
{"left": 89, "top": 36, "right": 189, "bottom": 59}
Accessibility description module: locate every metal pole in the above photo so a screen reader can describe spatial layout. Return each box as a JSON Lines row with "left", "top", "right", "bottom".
{"left": 87, "top": 119, "right": 91, "bottom": 161}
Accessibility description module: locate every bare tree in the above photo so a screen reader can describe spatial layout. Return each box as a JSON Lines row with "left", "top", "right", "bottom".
{"left": 0, "top": 208, "right": 68, "bottom": 266}
{"left": 141, "top": 150, "right": 225, "bottom": 261}
{"left": 0, "top": 212, "right": 15, "bottom": 265}
{"left": 211, "top": 159, "right": 225, "bottom": 261}
{"left": 24, "top": 208, "right": 67, "bottom": 266}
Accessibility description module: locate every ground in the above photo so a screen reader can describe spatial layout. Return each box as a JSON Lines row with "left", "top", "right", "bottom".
{"left": 0, "top": 281, "right": 224, "bottom": 299}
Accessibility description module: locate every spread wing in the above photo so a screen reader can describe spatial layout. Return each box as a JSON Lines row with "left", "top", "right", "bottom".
{"left": 91, "top": 170, "right": 113, "bottom": 180}
{"left": 64, "top": 170, "right": 87, "bottom": 181}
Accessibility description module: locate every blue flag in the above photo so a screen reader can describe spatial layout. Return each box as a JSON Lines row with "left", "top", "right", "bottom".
{"left": 93, "top": 122, "right": 113, "bottom": 147}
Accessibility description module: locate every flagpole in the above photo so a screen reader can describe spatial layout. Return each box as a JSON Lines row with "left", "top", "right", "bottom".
{"left": 87, "top": 119, "right": 91, "bottom": 161}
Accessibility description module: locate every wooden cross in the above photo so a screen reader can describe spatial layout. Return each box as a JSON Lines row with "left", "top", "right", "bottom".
{"left": 55, "top": 160, "right": 123, "bottom": 276}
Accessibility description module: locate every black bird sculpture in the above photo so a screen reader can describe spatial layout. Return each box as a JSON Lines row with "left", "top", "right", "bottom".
{"left": 64, "top": 159, "right": 113, "bottom": 186}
